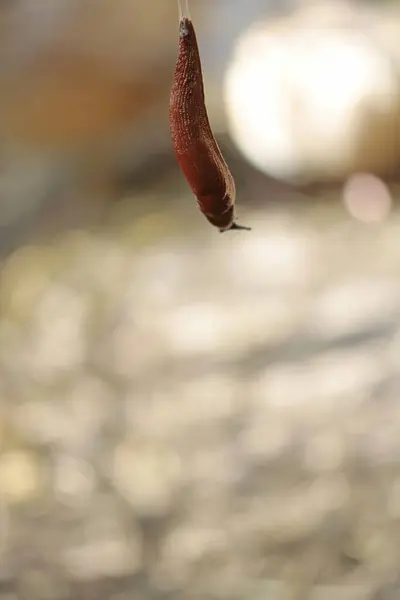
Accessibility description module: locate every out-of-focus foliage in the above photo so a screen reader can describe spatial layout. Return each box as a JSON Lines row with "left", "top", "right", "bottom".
{"left": 2, "top": 1, "right": 400, "bottom": 599}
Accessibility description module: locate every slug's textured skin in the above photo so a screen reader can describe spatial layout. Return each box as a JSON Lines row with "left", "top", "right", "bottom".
{"left": 170, "top": 17, "right": 249, "bottom": 232}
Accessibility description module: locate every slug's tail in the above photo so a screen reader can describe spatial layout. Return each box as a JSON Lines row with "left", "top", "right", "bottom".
{"left": 220, "top": 222, "right": 252, "bottom": 233}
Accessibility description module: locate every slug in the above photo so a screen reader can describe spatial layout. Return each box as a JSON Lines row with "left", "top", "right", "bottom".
{"left": 169, "top": 1, "right": 251, "bottom": 232}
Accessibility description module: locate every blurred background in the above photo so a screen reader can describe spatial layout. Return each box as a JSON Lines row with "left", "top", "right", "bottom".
{"left": 2, "top": 0, "right": 400, "bottom": 598}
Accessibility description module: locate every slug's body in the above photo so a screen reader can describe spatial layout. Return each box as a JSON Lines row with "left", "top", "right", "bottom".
{"left": 169, "top": 12, "right": 250, "bottom": 232}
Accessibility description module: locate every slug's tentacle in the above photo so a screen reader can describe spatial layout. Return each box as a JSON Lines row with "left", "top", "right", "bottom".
{"left": 169, "top": 9, "right": 250, "bottom": 232}
{"left": 220, "top": 223, "right": 252, "bottom": 233}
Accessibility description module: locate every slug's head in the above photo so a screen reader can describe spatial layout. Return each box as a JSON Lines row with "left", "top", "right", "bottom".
{"left": 200, "top": 201, "right": 251, "bottom": 232}
{"left": 202, "top": 205, "right": 235, "bottom": 231}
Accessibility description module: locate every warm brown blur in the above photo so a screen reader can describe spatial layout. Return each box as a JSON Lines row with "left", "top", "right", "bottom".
{"left": 0, "top": 0, "right": 208, "bottom": 250}
{"left": 0, "top": 0, "right": 183, "bottom": 149}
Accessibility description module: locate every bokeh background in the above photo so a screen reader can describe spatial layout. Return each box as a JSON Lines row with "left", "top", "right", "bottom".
{"left": 2, "top": 0, "right": 400, "bottom": 598}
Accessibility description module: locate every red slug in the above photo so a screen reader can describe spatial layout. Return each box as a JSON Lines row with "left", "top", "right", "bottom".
{"left": 169, "top": 2, "right": 251, "bottom": 233}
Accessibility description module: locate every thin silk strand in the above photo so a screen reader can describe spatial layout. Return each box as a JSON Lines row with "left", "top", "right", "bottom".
{"left": 178, "top": 0, "right": 191, "bottom": 19}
